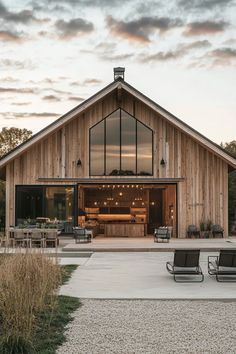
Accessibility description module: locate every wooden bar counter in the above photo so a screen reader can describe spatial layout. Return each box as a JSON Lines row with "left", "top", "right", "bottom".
{"left": 104, "top": 223, "right": 146, "bottom": 237}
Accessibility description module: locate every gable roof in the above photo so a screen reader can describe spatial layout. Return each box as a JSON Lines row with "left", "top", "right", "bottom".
{"left": 0, "top": 77, "right": 236, "bottom": 170}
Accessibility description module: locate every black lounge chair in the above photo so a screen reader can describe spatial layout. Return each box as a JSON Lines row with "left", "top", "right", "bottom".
{"left": 166, "top": 249, "right": 204, "bottom": 282}
{"left": 208, "top": 249, "right": 236, "bottom": 282}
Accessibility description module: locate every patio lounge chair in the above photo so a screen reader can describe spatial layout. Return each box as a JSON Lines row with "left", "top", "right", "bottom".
{"left": 187, "top": 225, "right": 200, "bottom": 238}
{"left": 154, "top": 227, "right": 171, "bottom": 243}
{"left": 211, "top": 224, "right": 224, "bottom": 238}
{"left": 166, "top": 249, "right": 204, "bottom": 282}
{"left": 73, "top": 228, "right": 92, "bottom": 243}
{"left": 208, "top": 249, "right": 236, "bottom": 282}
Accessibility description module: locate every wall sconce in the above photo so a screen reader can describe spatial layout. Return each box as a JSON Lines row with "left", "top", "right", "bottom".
{"left": 77, "top": 159, "right": 82, "bottom": 166}
{"left": 160, "top": 158, "right": 166, "bottom": 166}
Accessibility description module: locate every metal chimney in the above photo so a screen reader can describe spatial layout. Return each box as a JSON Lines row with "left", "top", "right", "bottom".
{"left": 113, "top": 67, "right": 125, "bottom": 81}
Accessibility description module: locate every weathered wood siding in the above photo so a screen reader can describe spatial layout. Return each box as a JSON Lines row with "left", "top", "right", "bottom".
{"left": 5, "top": 89, "right": 229, "bottom": 236}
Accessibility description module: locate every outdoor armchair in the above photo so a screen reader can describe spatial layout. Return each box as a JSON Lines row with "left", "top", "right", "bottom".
{"left": 166, "top": 249, "right": 204, "bottom": 282}
{"left": 208, "top": 249, "right": 236, "bottom": 282}
{"left": 73, "top": 227, "right": 92, "bottom": 243}
{"left": 211, "top": 224, "right": 224, "bottom": 238}
{"left": 13, "top": 229, "right": 32, "bottom": 248}
{"left": 154, "top": 227, "right": 171, "bottom": 243}
{"left": 45, "top": 230, "right": 58, "bottom": 248}
{"left": 187, "top": 225, "right": 200, "bottom": 238}
{"left": 30, "top": 230, "right": 46, "bottom": 248}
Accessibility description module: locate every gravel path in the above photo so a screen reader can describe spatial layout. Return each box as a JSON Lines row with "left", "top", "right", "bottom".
{"left": 57, "top": 299, "right": 236, "bottom": 354}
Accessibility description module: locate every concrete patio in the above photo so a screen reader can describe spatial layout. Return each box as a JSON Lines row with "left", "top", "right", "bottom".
{"left": 59, "top": 251, "right": 236, "bottom": 300}
{"left": 62, "top": 236, "right": 236, "bottom": 252}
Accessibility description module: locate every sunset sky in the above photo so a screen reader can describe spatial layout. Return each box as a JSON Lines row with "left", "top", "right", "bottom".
{"left": 0, "top": 0, "right": 235, "bottom": 144}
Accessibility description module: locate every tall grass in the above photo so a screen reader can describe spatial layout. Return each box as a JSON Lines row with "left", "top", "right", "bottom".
{"left": 0, "top": 252, "right": 61, "bottom": 353}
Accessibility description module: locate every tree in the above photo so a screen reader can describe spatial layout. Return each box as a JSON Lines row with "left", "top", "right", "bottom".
{"left": 221, "top": 141, "right": 236, "bottom": 234}
{"left": 0, "top": 127, "right": 32, "bottom": 229}
{"left": 0, "top": 127, "right": 32, "bottom": 157}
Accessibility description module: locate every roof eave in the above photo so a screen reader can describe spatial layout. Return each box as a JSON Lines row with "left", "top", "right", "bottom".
{"left": 0, "top": 79, "right": 121, "bottom": 169}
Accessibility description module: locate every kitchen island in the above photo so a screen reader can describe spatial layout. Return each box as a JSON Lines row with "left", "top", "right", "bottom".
{"left": 104, "top": 223, "right": 146, "bottom": 237}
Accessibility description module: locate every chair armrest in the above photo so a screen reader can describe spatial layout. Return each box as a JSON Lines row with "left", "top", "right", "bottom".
{"left": 208, "top": 255, "right": 218, "bottom": 274}
{"left": 166, "top": 262, "right": 174, "bottom": 274}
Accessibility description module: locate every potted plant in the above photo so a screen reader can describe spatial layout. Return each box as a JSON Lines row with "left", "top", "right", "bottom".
{"left": 200, "top": 221, "right": 206, "bottom": 238}
{"left": 205, "top": 220, "right": 212, "bottom": 238}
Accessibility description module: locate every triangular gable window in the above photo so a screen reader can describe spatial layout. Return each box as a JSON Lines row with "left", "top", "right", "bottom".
{"left": 89, "top": 108, "right": 153, "bottom": 176}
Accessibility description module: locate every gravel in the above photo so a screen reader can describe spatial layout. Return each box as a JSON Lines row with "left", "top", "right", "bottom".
{"left": 57, "top": 299, "right": 236, "bottom": 354}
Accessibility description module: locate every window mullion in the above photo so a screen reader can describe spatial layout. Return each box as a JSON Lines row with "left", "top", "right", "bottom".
{"left": 120, "top": 109, "right": 122, "bottom": 173}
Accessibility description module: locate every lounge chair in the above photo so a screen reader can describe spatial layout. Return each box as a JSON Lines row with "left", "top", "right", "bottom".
{"left": 211, "top": 224, "right": 224, "bottom": 238}
{"left": 73, "top": 228, "right": 92, "bottom": 243}
{"left": 208, "top": 249, "right": 236, "bottom": 282}
{"left": 154, "top": 227, "right": 171, "bottom": 243}
{"left": 166, "top": 249, "right": 204, "bottom": 282}
{"left": 187, "top": 225, "right": 200, "bottom": 238}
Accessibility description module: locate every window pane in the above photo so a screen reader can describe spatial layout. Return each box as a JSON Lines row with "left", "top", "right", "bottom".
{"left": 121, "top": 111, "right": 136, "bottom": 174}
{"left": 106, "top": 110, "right": 120, "bottom": 175}
{"left": 16, "top": 187, "right": 43, "bottom": 225}
{"left": 45, "top": 186, "right": 74, "bottom": 222}
{"left": 90, "top": 120, "right": 104, "bottom": 175}
{"left": 137, "top": 122, "right": 153, "bottom": 175}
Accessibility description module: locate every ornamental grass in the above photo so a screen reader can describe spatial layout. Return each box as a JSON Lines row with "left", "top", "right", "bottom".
{"left": 0, "top": 252, "right": 61, "bottom": 353}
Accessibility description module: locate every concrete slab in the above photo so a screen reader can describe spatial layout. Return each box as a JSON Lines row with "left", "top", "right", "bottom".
{"left": 59, "top": 252, "right": 236, "bottom": 299}
{"left": 58, "top": 257, "right": 90, "bottom": 265}
{"left": 62, "top": 237, "right": 236, "bottom": 252}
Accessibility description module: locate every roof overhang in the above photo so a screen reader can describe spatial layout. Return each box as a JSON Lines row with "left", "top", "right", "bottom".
{"left": 0, "top": 78, "right": 236, "bottom": 170}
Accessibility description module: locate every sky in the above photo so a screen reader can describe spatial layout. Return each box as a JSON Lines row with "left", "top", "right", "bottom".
{"left": 0, "top": 0, "right": 236, "bottom": 145}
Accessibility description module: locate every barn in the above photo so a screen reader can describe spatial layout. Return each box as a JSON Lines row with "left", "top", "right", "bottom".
{"left": 0, "top": 68, "right": 236, "bottom": 238}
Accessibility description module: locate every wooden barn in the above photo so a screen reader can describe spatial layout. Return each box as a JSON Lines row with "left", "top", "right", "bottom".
{"left": 0, "top": 68, "right": 236, "bottom": 238}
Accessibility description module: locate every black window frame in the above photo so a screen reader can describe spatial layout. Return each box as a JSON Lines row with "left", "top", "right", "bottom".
{"left": 89, "top": 108, "right": 154, "bottom": 176}
{"left": 15, "top": 184, "right": 78, "bottom": 226}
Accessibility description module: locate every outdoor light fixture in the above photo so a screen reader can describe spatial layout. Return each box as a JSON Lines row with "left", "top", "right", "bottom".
{"left": 160, "top": 158, "right": 166, "bottom": 166}
{"left": 77, "top": 159, "right": 82, "bottom": 166}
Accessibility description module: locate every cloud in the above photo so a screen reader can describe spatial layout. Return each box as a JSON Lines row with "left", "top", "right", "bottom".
{"left": 139, "top": 40, "right": 212, "bottom": 63}
{"left": 0, "top": 1, "right": 49, "bottom": 23}
{"left": 0, "top": 76, "right": 20, "bottom": 83}
{"left": 11, "top": 102, "right": 31, "bottom": 106}
{"left": 183, "top": 21, "right": 228, "bottom": 36}
{"left": 34, "top": 0, "right": 129, "bottom": 8}
{"left": 106, "top": 15, "right": 183, "bottom": 43}
{"left": 55, "top": 18, "right": 94, "bottom": 39}
{"left": 0, "top": 87, "right": 36, "bottom": 94}
{"left": 101, "top": 53, "right": 133, "bottom": 61}
{"left": 1, "top": 112, "right": 60, "bottom": 120}
{"left": 0, "top": 30, "right": 23, "bottom": 42}
{"left": 42, "top": 95, "right": 61, "bottom": 101}
{"left": 178, "top": 0, "right": 234, "bottom": 10}
{"left": 0, "top": 59, "right": 35, "bottom": 70}
{"left": 140, "top": 50, "right": 183, "bottom": 63}
{"left": 209, "top": 47, "right": 236, "bottom": 65}
{"left": 83, "top": 78, "right": 102, "bottom": 85}
{"left": 70, "top": 78, "right": 103, "bottom": 86}
{"left": 181, "top": 40, "right": 212, "bottom": 50}
{"left": 68, "top": 96, "right": 84, "bottom": 102}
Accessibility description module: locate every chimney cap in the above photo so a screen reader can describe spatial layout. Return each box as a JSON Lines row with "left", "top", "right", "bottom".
{"left": 113, "top": 67, "right": 125, "bottom": 81}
